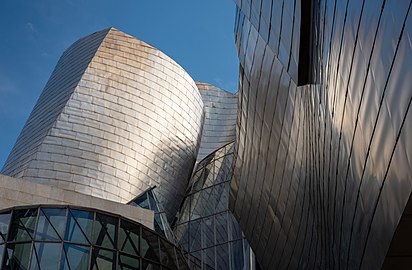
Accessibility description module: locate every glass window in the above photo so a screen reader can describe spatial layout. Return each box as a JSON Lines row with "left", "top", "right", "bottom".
{"left": 0, "top": 211, "right": 11, "bottom": 244}
{"left": 61, "top": 243, "right": 90, "bottom": 270}
{"left": 118, "top": 253, "right": 140, "bottom": 270}
{"left": 215, "top": 243, "right": 229, "bottom": 270}
{"left": 203, "top": 247, "right": 215, "bottom": 270}
{"left": 230, "top": 240, "right": 244, "bottom": 270}
{"left": 141, "top": 229, "right": 160, "bottom": 262}
{"left": 30, "top": 242, "right": 61, "bottom": 270}
{"left": 176, "top": 250, "right": 190, "bottom": 270}
{"left": 202, "top": 217, "right": 214, "bottom": 249}
{"left": 8, "top": 208, "right": 38, "bottom": 241}
{"left": 91, "top": 247, "right": 115, "bottom": 270}
{"left": 0, "top": 244, "right": 3, "bottom": 268}
{"left": 36, "top": 208, "right": 66, "bottom": 241}
{"left": 3, "top": 243, "right": 32, "bottom": 269}
{"left": 189, "top": 220, "right": 201, "bottom": 252}
{"left": 215, "top": 212, "right": 228, "bottom": 244}
{"left": 159, "top": 238, "right": 177, "bottom": 269}
{"left": 142, "top": 260, "right": 160, "bottom": 270}
{"left": 65, "top": 209, "right": 93, "bottom": 244}
{"left": 130, "top": 193, "right": 149, "bottom": 209}
{"left": 118, "top": 220, "right": 139, "bottom": 256}
{"left": 93, "top": 213, "right": 117, "bottom": 249}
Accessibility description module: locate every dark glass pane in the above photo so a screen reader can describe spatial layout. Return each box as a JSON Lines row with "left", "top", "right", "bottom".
{"left": 147, "top": 191, "right": 159, "bottom": 212}
{"left": 35, "top": 208, "right": 66, "bottom": 241}
{"left": 216, "top": 243, "right": 229, "bottom": 270}
{"left": 3, "top": 243, "right": 32, "bottom": 270}
{"left": 118, "top": 220, "right": 139, "bottom": 256}
{"left": 189, "top": 220, "right": 201, "bottom": 252}
{"left": 65, "top": 209, "right": 93, "bottom": 244}
{"left": 176, "top": 250, "right": 190, "bottom": 270}
{"left": 8, "top": 208, "right": 37, "bottom": 241}
{"left": 230, "top": 240, "right": 244, "bottom": 270}
{"left": 141, "top": 229, "right": 160, "bottom": 262}
{"left": 93, "top": 213, "right": 117, "bottom": 249}
{"left": 91, "top": 247, "right": 115, "bottom": 270}
{"left": 0, "top": 244, "right": 4, "bottom": 268}
{"left": 118, "top": 253, "right": 140, "bottom": 270}
{"left": 174, "top": 224, "right": 188, "bottom": 252}
{"left": 215, "top": 212, "right": 228, "bottom": 244}
{"left": 202, "top": 217, "right": 214, "bottom": 249}
{"left": 203, "top": 247, "right": 215, "bottom": 270}
{"left": 30, "top": 242, "right": 61, "bottom": 270}
{"left": 131, "top": 193, "right": 149, "bottom": 209}
{"left": 142, "top": 260, "right": 160, "bottom": 270}
{"left": 61, "top": 244, "right": 90, "bottom": 270}
{"left": 153, "top": 215, "right": 164, "bottom": 236}
{"left": 228, "top": 214, "right": 242, "bottom": 241}
{"left": 159, "top": 238, "right": 177, "bottom": 269}
{"left": 0, "top": 211, "right": 11, "bottom": 243}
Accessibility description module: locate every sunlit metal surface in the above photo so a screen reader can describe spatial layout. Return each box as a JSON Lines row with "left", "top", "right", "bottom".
{"left": 1, "top": 28, "right": 204, "bottom": 223}
{"left": 195, "top": 82, "right": 237, "bottom": 162}
{"left": 230, "top": 0, "right": 412, "bottom": 269}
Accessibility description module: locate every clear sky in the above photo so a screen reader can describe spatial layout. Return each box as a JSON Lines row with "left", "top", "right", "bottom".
{"left": 0, "top": 0, "right": 239, "bottom": 168}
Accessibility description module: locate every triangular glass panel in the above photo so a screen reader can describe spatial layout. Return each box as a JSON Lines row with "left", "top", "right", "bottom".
{"left": 61, "top": 243, "right": 90, "bottom": 270}
{"left": 118, "top": 252, "right": 139, "bottom": 270}
{"left": 65, "top": 209, "right": 93, "bottom": 244}
{"left": 35, "top": 208, "right": 66, "bottom": 241}
{"left": 91, "top": 247, "right": 115, "bottom": 270}
{"left": 159, "top": 238, "right": 178, "bottom": 269}
{"left": 118, "top": 220, "right": 139, "bottom": 256}
{"left": 8, "top": 208, "right": 37, "bottom": 241}
{"left": 0, "top": 211, "right": 11, "bottom": 243}
{"left": 93, "top": 213, "right": 117, "bottom": 249}
{"left": 30, "top": 242, "right": 61, "bottom": 270}
{"left": 141, "top": 228, "right": 160, "bottom": 262}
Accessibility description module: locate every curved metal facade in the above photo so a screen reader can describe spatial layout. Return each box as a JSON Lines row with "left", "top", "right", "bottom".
{"left": 1, "top": 28, "right": 204, "bottom": 223}
{"left": 230, "top": 0, "right": 412, "bottom": 269}
{"left": 195, "top": 82, "right": 237, "bottom": 162}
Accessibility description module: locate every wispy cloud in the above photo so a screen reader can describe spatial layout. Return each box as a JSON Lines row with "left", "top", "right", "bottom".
{"left": 26, "top": 22, "right": 35, "bottom": 33}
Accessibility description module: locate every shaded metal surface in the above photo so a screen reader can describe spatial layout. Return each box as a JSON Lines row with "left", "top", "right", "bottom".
{"left": 2, "top": 28, "right": 204, "bottom": 223}
{"left": 195, "top": 82, "right": 237, "bottom": 162}
{"left": 174, "top": 142, "right": 256, "bottom": 270}
{"left": 230, "top": 0, "right": 412, "bottom": 269}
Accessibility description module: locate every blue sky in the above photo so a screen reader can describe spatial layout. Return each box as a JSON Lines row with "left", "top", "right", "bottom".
{"left": 0, "top": 0, "right": 239, "bottom": 168}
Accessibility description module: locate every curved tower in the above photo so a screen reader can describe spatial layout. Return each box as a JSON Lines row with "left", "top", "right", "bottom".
{"left": 1, "top": 28, "right": 204, "bottom": 222}
{"left": 195, "top": 82, "right": 237, "bottom": 161}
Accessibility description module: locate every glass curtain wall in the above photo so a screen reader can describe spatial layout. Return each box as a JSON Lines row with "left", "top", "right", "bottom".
{"left": 0, "top": 206, "right": 189, "bottom": 270}
{"left": 173, "top": 142, "right": 256, "bottom": 270}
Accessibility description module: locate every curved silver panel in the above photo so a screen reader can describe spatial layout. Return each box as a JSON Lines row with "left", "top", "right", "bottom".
{"left": 195, "top": 82, "right": 237, "bottom": 161}
{"left": 230, "top": 0, "right": 412, "bottom": 269}
{"left": 2, "top": 28, "right": 204, "bottom": 222}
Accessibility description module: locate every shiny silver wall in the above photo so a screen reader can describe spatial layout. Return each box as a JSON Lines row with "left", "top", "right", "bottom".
{"left": 230, "top": 0, "right": 412, "bottom": 269}
{"left": 195, "top": 82, "right": 237, "bottom": 162}
{"left": 2, "top": 28, "right": 204, "bottom": 223}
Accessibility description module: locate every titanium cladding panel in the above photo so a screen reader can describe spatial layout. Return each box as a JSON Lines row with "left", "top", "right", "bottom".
{"left": 2, "top": 28, "right": 204, "bottom": 222}
{"left": 230, "top": 0, "right": 412, "bottom": 269}
{"left": 195, "top": 82, "right": 237, "bottom": 161}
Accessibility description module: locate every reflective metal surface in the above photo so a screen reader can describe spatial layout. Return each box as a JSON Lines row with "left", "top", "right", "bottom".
{"left": 174, "top": 142, "right": 256, "bottom": 270}
{"left": 1, "top": 28, "right": 204, "bottom": 223}
{"left": 195, "top": 82, "right": 237, "bottom": 162}
{"left": 230, "top": 0, "right": 412, "bottom": 269}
